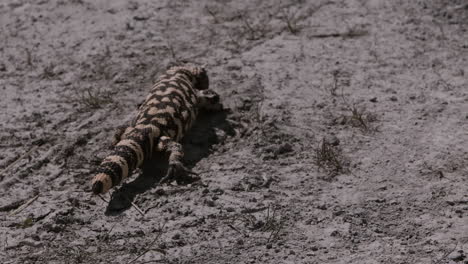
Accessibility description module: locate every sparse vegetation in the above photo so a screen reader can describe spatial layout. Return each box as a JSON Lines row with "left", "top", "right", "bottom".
{"left": 347, "top": 104, "right": 378, "bottom": 132}
{"left": 75, "top": 86, "right": 113, "bottom": 109}
{"left": 227, "top": 205, "right": 285, "bottom": 243}
{"left": 41, "top": 63, "right": 57, "bottom": 79}
{"left": 329, "top": 69, "right": 351, "bottom": 96}
{"left": 280, "top": 8, "right": 302, "bottom": 34}
{"left": 330, "top": 103, "right": 378, "bottom": 133}
{"left": 313, "top": 139, "right": 348, "bottom": 177}
{"left": 326, "top": 69, "right": 378, "bottom": 133}
{"left": 204, "top": 6, "right": 220, "bottom": 24}
{"left": 240, "top": 14, "right": 269, "bottom": 40}
{"left": 93, "top": 46, "right": 113, "bottom": 81}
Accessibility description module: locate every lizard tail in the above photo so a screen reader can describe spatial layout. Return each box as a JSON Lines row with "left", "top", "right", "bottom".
{"left": 91, "top": 126, "right": 157, "bottom": 194}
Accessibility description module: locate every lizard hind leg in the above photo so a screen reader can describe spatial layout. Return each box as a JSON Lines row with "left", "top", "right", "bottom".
{"left": 112, "top": 126, "right": 126, "bottom": 146}
{"left": 157, "top": 136, "right": 200, "bottom": 185}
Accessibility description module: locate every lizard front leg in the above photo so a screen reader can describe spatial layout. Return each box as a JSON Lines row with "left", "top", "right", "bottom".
{"left": 157, "top": 136, "right": 199, "bottom": 184}
{"left": 197, "top": 89, "right": 222, "bottom": 111}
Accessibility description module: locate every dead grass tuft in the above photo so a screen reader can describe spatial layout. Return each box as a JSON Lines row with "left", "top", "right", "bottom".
{"left": 313, "top": 139, "right": 348, "bottom": 177}
{"left": 76, "top": 86, "right": 113, "bottom": 109}
{"left": 227, "top": 205, "right": 285, "bottom": 243}
{"left": 240, "top": 14, "right": 269, "bottom": 40}
{"left": 348, "top": 104, "right": 378, "bottom": 132}
{"left": 41, "top": 63, "right": 57, "bottom": 79}
{"left": 280, "top": 8, "right": 301, "bottom": 34}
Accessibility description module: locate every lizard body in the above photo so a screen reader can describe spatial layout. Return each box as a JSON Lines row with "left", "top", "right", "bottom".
{"left": 91, "top": 65, "right": 220, "bottom": 194}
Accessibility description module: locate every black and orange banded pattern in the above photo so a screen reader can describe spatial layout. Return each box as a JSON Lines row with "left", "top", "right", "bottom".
{"left": 91, "top": 65, "right": 216, "bottom": 194}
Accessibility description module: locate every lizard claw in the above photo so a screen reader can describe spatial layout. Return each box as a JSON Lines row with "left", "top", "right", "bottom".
{"left": 159, "top": 162, "right": 200, "bottom": 185}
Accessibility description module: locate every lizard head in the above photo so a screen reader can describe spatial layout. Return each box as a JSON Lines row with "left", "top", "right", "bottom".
{"left": 167, "top": 63, "right": 209, "bottom": 90}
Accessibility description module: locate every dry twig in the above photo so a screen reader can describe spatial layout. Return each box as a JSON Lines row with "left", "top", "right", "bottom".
{"left": 128, "top": 224, "right": 166, "bottom": 264}
{"left": 8, "top": 194, "right": 39, "bottom": 216}
{"left": 0, "top": 146, "right": 38, "bottom": 177}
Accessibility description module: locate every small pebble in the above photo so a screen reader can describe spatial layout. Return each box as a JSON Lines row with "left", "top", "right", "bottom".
{"left": 275, "top": 143, "right": 293, "bottom": 155}
{"left": 448, "top": 250, "right": 465, "bottom": 261}
{"left": 205, "top": 199, "right": 215, "bottom": 207}
{"left": 324, "top": 135, "right": 340, "bottom": 146}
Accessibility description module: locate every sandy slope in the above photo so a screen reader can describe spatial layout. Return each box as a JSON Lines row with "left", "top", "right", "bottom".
{"left": 1, "top": 0, "right": 467, "bottom": 263}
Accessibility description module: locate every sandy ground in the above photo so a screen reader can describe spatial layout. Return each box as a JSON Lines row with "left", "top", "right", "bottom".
{"left": 1, "top": 0, "right": 467, "bottom": 263}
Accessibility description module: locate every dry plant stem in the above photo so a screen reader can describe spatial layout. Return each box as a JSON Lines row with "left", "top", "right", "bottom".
{"left": 313, "top": 140, "right": 346, "bottom": 176}
{"left": 97, "top": 194, "right": 108, "bottom": 203}
{"left": 433, "top": 243, "right": 458, "bottom": 264}
{"left": 0, "top": 146, "right": 38, "bottom": 177}
{"left": 242, "top": 17, "right": 256, "bottom": 39}
{"left": 97, "top": 194, "right": 145, "bottom": 217}
{"left": 281, "top": 9, "right": 299, "bottom": 34}
{"left": 227, "top": 223, "right": 249, "bottom": 237}
{"left": 8, "top": 194, "right": 39, "bottom": 216}
{"left": 309, "top": 28, "right": 368, "bottom": 39}
{"left": 204, "top": 6, "right": 219, "bottom": 23}
{"left": 128, "top": 224, "right": 166, "bottom": 264}
{"left": 266, "top": 219, "right": 283, "bottom": 243}
{"left": 123, "top": 195, "right": 146, "bottom": 217}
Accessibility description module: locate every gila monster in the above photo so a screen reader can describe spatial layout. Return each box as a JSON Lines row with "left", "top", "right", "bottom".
{"left": 91, "top": 65, "right": 221, "bottom": 194}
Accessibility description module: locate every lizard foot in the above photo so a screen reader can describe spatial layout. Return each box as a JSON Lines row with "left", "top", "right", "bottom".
{"left": 159, "top": 161, "right": 200, "bottom": 185}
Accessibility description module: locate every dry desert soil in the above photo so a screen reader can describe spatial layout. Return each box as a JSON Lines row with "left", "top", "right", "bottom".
{"left": 1, "top": 0, "right": 468, "bottom": 263}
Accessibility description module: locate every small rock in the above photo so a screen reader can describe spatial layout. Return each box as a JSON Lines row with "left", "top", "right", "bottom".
{"left": 155, "top": 189, "right": 165, "bottom": 196}
{"left": 214, "top": 128, "right": 227, "bottom": 142}
{"left": 172, "top": 233, "right": 181, "bottom": 240}
{"left": 324, "top": 135, "right": 340, "bottom": 146}
{"left": 266, "top": 243, "right": 272, "bottom": 249}
{"left": 448, "top": 250, "right": 465, "bottom": 261}
{"left": 226, "top": 64, "right": 242, "bottom": 71}
{"left": 212, "top": 188, "right": 224, "bottom": 195}
{"left": 275, "top": 143, "right": 293, "bottom": 155}
{"left": 205, "top": 199, "right": 215, "bottom": 207}
{"left": 316, "top": 102, "right": 327, "bottom": 109}
{"left": 370, "top": 97, "right": 377, "bottom": 103}
{"left": 133, "top": 15, "right": 149, "bottom": 21}
{"left": 389, "top": 96, "right": 398, "bottom": 102}
{"left": 317, "top": 204, "right": 327, "bottom": 210}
